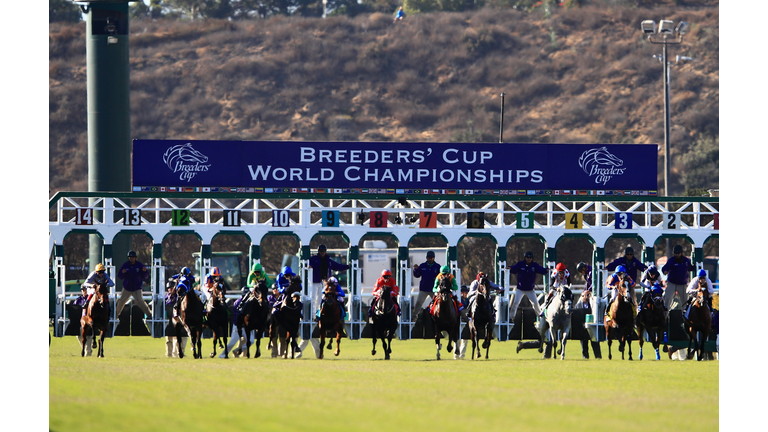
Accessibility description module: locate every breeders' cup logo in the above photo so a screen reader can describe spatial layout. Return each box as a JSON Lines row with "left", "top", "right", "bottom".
{"left": 163, "top": 143, "right": 211, "bottom": 182}
{"left": 578, "top": 147, "right": 626, "bottom": 185}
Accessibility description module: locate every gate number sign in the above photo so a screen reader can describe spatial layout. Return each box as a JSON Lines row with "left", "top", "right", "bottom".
{"left": 615, "top": 212, "right": 632, "bottom": 230}
{"left": 76, "top": 208, "right": 93, "bottom": 226}
{"left": 172, "top": 209, "right": 190, "bottom": 226}
{"left": 517, "top": 212, "right": 534, "bottom": 229}
{"left": 565, "top": 212, "right": 583, "bottom": 229}
{"left": 419, "top": 211, "right": 437, "bottom": 228}
{"left": 467, "top": 212, "right": 484, "bottom": 229}
{"left": 322, "top": 210, "right": 340, "bottom": 227}
{"left": 123, "top": 209, "right": 141, "bottom": 226}
{"left": 224, "top": 210, "right": 241, "bottom": 227}
{"left": 370, "top": 211, "right": 388, "bottom": 228}
{"left": 272, "top": 210, "right": 290, "bottom": 227}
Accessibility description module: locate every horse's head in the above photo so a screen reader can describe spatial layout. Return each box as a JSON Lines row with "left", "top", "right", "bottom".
{"left": 560, "top": 287, "right": 573, "bottom": 314}
{"left": 695, "top": 287, "right": 709, "bottom": 308}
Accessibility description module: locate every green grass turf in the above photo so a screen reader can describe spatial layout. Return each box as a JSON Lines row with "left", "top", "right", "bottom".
{"left": 49, "top": 335, "right": 718, "bottom": 432}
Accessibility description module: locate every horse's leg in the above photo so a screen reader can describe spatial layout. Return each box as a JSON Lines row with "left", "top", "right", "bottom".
{"left": 382, "top": 336, "right": 390, "bottom": 360}
{"left": 606, "top": 325, "right": 613, "bottom": 360}
{"left": 80, "top": 325, "right": 87, "bottom": 357}
{"left": 222, "top": 327, "right": 229, "bottom": 359}
{"left": 627, "top": 332, "right": 634, "bottom": 361}
{"left": 560, "top": 330, "right": 567, "bottom": 360}
{"left": 637, "top": 323, "right": 644, "bottom": 360}
{"left": 254, "top": 330, "right": 262, "bottom": 359}
{"left": 433, "top": 319, "right": 441, "bottom": 360}
{"left": 98, "top": 328, "right": 106, "bottom": 358}
{"left": 319, "top": 329, "right": 325, "bottom": 360}
{"left": 334, "top": 328, "right": 341, "bottom": 357}
{"left": 372, "top": 327, "right": 378, "bottom": 356}
{"left": 470, "top": 328, "right": 477, "bottom": 360}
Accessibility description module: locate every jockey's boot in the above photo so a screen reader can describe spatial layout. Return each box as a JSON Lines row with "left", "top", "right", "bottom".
{"left": 539, "top": 293, "right": 554, "bottom": 317}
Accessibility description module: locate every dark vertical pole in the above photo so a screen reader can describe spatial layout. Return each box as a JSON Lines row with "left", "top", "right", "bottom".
{"left": 499, "top": 92, "right": 506, "bottom": 143}
{"left": 84, "top": 2, "right": 133, "bottom": 271}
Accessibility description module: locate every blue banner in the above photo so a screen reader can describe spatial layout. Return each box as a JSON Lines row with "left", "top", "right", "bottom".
{"left": 132, "top": 140, "right": 658, "bottom": 193}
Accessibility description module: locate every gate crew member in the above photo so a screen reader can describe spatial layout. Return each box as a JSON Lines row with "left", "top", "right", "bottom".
{"left": 412, "top": 251, "right": 441, "bottom": 319}
{"left": 115, "top": 250, "right": 152, "bottom": 320}
{"left": 661, "top": 244, "right": 696, "bottom": 311}
{"left": 308, "top": 244, "right": 350, "bottom": 320}
{"left": 509, "top": 251, "right": 548, "bottom": 328}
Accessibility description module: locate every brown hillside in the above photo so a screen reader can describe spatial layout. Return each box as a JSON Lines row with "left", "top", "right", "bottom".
{"left": 49, "top": 4, "right": 719, "bottom": 196}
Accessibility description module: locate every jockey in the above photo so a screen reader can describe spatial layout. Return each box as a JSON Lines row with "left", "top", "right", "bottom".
{"left": 639, "top": 265, "right": 663, "bottom": 290}
{"left": 604, "top": 265, "right": 636, "bottom": 315}
{"left": 81, "top": 263, "right": 115, "bottom": 316}
{"left": 467, "top": 272, "right": 502, "bottom": 320}
{"left": 276, "top": 266, "right": 296, "bottom": 294}
{"left": 318, "top": 276, "right": 347, "bottom": 324}
{"left": 247, "top": 262, "right": 272, "bottom": 294}
{"left": 171, "top": 267, "right": 196, "bottom": 289}
{"left": 540, "top": 263, "right": 570, "bottom": 316}
{"left": 431, "top": 265, "right": 461, "bottom": 315}
{"left": 369, "top": 270, "right": 400, "bottom": 317}
{"left": 683, "top": 269, "right": 714, "bottom": 319}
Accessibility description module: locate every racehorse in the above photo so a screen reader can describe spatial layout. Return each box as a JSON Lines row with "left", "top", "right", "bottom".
{"left": 318, "top": 282, "right": 345, "bottom": 359}
{"left": 540, "top": 286, "right": 573, "bottom": 360}
{"left": 468, "top": 279, "right": 494, "bottom": 360}
{"left": 604, "top": 282, "right": 637, "bottom": 360}
{"left": 636, "top": 289, "right": 666, "bottom": 361}
{"left": 684, "top": 287, "right": 712, "bottom": 361}
{"left": 80, "top": 281, "right": 110, "bottom": 358}
{"left": 371, "top": 284, "right": 398, "bottom": 360}
{"left": 269, "top": 275, "right": 303, "bottom": 359}
{"left": 430, "top": 276, "right": 460, "bottom": 360}
{"left": 173, "top": 282, "right": 204, "bottom": 359}
{"left": 203, "top": 282, "right": 229, "bottom": 358}
{"left": 235, "top": 279, "right": 270, "bottom": 359}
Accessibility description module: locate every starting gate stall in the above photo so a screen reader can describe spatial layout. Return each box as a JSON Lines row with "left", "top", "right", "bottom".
{"left": 49, "top": 192, "right": 718, "bottom": 353}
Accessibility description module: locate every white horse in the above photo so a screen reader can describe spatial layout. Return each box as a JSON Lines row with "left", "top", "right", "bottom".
{"left": 539, "top": 286, "right": 573, "bottom": 360}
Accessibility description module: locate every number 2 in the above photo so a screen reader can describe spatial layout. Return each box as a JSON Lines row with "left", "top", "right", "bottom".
{"left": 665, "top": 213, "right": 678, "bottom": 230}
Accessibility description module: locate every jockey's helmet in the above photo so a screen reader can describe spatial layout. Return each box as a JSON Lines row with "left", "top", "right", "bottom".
{"left": 127, "top": 250, "right": 137, "bottom": 258}
{"left": 476, "top": 272, "right": 486, "bottom": 280}
{"left": 252, "top": 262, "right": 263, "bottom": 273}
{"left": 576, "top": 262, "right": 588, "bottom": 273}
{"left": 181, "top": 267, "right": 191, "bottom": 276}
{"left": 95, "top": 263, "right": 106, "bottom": 272}
{"left": 282, "top": 266, "right": 294, "bottom": 276}
{"left": 210, "top": 267, "right": 221, "bottom": 277}
{"left": 381, "top": 269, "right": 392, "bottom": 277}
{"left": 555, "top": 263, "right": 566, "bottom": 272}
{"left": 616, "top": 265, "right": 627, "bottom": 274}
{"left": 327, "top": 276, "right": 339, "bottom": 285}
{"left": 697, "top": 269, "right": 707, "bottom": 278}
{"left": 440, "top": 265, "right": 451, "bottom": 274}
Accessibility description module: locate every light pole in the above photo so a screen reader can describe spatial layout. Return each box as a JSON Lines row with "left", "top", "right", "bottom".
{"left": 641, "top": 19, "right": 690, "bottom": 197}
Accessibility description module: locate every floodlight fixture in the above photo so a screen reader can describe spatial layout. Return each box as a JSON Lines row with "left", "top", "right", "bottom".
{"left": 676, "top": 21, "right": 690, "bottom": 35}
{"left": 641, "top": 20, "right": 656, "bottom": 34}
{"left": 658, "top": 20, "right": 675, "bottom": 34}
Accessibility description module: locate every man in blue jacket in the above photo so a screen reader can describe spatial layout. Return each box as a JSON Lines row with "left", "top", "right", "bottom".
{"left": 412, "top": 251, "right": 441, "bottom": 319}
{"left": 115, "top": 250, "right": 151, "bottom": 320}
{"left": 308, "top": 244, "right": 350, "bottom": 320}
{"left": 509, "top": 251, "right": 548, "bottom": 328}
{"left": 606, "top": 247, "right": 647, "bottom": 283}
{"left": 661, "top": 244, "right": 695, "bottom": 310}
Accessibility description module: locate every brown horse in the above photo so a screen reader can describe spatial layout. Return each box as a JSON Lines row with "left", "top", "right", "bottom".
{"left": 469, "top": 280, "right": 494, "bottom": 360}
{"left": 318, "top": 282, "right": 345, "bottom": 359}
{"left": 430, "top": 276, "right": 460, "bottom": 360}
{"left": 80, "top": 281, "right": 110, "bottom": 358}
{"left": 204, "top": 282, "right": 230, "bottom": 358}
{"left": 236, "top": 280, "right": 270, "bottom": 359}
{"left": 636, "top": 288, "right": 666, "bottom": 361}
{"left": 685, "top": 287, "right": 712, "bottom": 361}
{"left": 371, "top": 284, "right": 398, "bottom": 360}
{"left": 269, "top": 276, "right": 303, "bottom": 359}
{"left": 604, "top": 282, "right": 637, "bottom": 360}
{"left": 172, "top": 281, "right": 204, "bottom": 359}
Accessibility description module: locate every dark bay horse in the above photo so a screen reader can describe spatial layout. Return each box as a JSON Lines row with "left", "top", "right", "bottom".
{"left": 685, "top": 287, "right": 712, "bottom": 361}
{"left": 80, "top": 281, "right": 110, "bottom": 358}
{"left": 318, "top": 282, "right": 345, "bottom": 359}
{"left": 173, "top": 283, "right": 203, "bottom": 359}
{"left": 235, "top": 280, "right": 270, "bottom": 359}
{"left": 636, "top": 289, "right": 666, "bottom": 361}
{"left": 204, "top": 283, "right": 229, "bottom": 358}
{"left": 430, "top": 276, "right": 460, "bottom": 360}
{"left": 604, "top": 283, "right": 637, "bottom": 360}
{"left": 469, "top": 280, "right": 494, "bottom": 360}
{"left": 371, "top": 284, "right": 398, "bottom": 360}
{"left": 269, "top": 276, "right": 303, "bottom": 359}
{"left": 541, "top": 286, "right": 573, "bottom": 360}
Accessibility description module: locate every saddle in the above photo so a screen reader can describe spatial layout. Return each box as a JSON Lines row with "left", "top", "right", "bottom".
{"left": 429, "top": 293, "right": 460, "bottom": 317}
